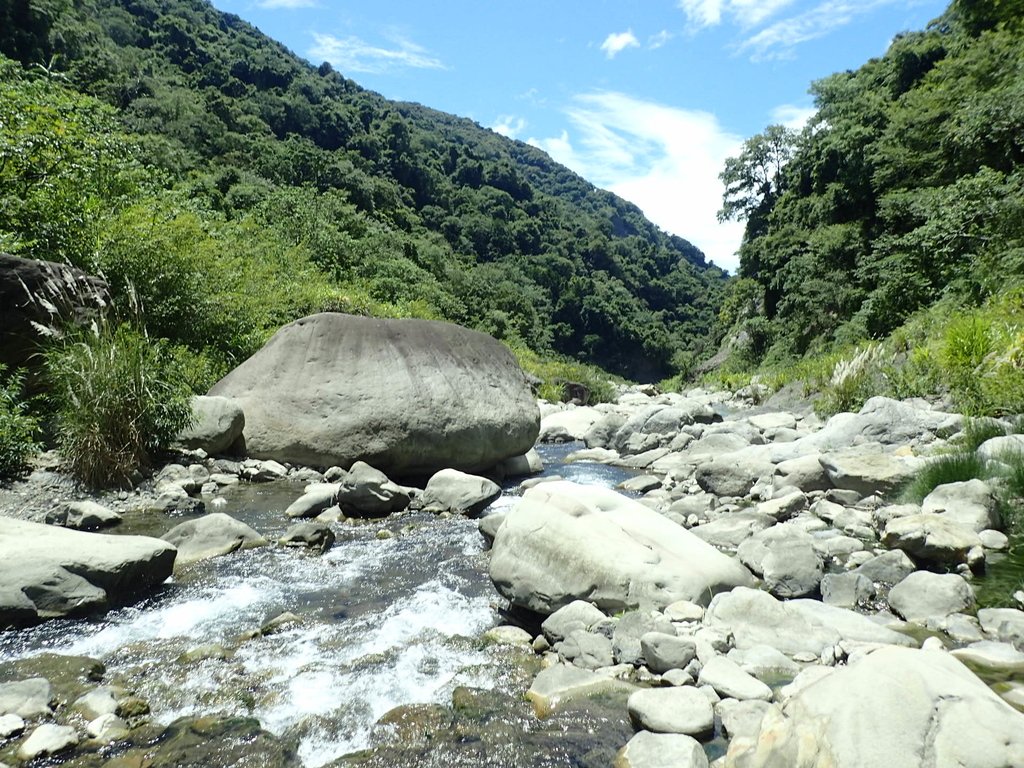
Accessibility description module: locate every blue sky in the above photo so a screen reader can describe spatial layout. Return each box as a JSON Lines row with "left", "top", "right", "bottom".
{"left": 212, "top": 0, "right": 949, "bottom": 273}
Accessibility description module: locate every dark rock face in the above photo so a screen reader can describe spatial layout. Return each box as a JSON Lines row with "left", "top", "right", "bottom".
{"left": 0, "top": 253, "right": 108, "bottom": 373}
{"left": 208, "top": 313, "right": 540, "bottom": 477}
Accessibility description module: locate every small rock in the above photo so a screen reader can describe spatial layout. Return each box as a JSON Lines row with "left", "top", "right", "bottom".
{"left": 0, "top": 678, "right": 51, "bottom": 718}
{"left": 888, "top": 571, "right": 976, "bottom": 623}
{"left": 86, "top": 713, "right": 130, "bottom": 742}
{"left": 419, "top": 468, "right": 501, "bottom": 516}
{"left": 614, "top": 730, "right": 709, "bottom": 768}
{"left": 482, "top": 625, "right": 533, "bottom": 646}
{"left": 161, "top": 513, "right": 267, "bottom": 566}
{"left": 663, "top": 600, "right": 704, "bottom": 622}
{"left": 261, "top": 612, "right": 301, "bottom": 636}
{"left": 541, "top": 601, "right": 608, "bottom": 644}
{"left": 0, "top": 713, "right": 25, "bottom": 738}
{"left": 72, "top": 687, "right": 119, "bottom": 719}
{"left": 627, "top": 686, "right": 714, "bottom": 737}
{"left": 46, "top": 500, "right": 122, "bottom": 530}
{"left": 279, "top": 521, "right": 335, "bottom": 552}
{"left": 640, "top": 632, "right": 697, "bottom": 674}
{"left": 697, "top": 655, "right": 772, "bottom": 701}
{"left": 526, "top": 663, "right": 634, "bottom": 718}
{"left": 980, "top": 529, "right": 1009, "bottom": 550}
{"left": 115, "top": 696, "right": 150, "bottom": 719}
{"left": 17, "top": 724, "right": 79, "bottom": 760}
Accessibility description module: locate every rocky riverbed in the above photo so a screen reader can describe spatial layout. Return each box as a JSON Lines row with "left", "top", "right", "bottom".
{"left": 3, "top": 383, "right": 1024, "bottom": 767}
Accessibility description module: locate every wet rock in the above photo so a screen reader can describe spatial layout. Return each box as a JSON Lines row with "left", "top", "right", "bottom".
{"left": 0, "top": 678, "right": 51, "bottom": 718}
{"left": 0, "top": 713, "right": 24, "bottom": 738}
{"left": 45, "top": 500, "right": 122, "bottom": 530}
{"left": 73, "top": 686, "right": 120, "bottom": 719}
{"left": 477, "top": 511, "right": 506, "bottom": 543}
{"left": 419, "top": 469, "right": 501, "bottom": 516}
{"left": 627, "top": 686, "right": 714, "bottom": 737}
{"left": 284, "top": 485, "right": 338, "bottom": 519}
{"left": 698, "top": 656, "right": 772, "bottom": 701}
{"left": 0, "top": 519, "right": 175, "bottom": 626}
{"left": 279, "top": 521, "right": 335, "bottom": 553}
{"left": 724, "top": 647, "right": 1024, "bottom": 768}
{"left": 888, "top": 571, "right": 976, "bottom": 623}
{"left": 490, "top": 481, "right": 754, "bottom": 615}
{"left": 115, "top": 696, "right": 150, "bottom": 719}
{"left": 87, "top": 712, "right": 130, "bottom": 742}
{"left": 951, "top": 641, "right": 1024, "bottom": 674}
{"left": 161, "top": 513, "right": 267, "bottom": 566}
{"left": 614, "top": 731, "right": 709, "bottom": 768}
{"left": 137, "top": 716, "right": 299, "bottom": 767}
{"left": 261, "top": 612, "right": 301, "bottom": 636}
{"left": 207, "top": 313, "right": 539, "bottom": 476}
{"left": 526, "top": 663, "right": 634, "bottom": 718}
{"left": 482, "top": 625, "right": 533, "bottom": 646}
{"left": 174, "top": 395, "right": 245, "bottom": 455}
{"left": 334, "top": 462, "right": 410, "bottom": 517}
{"left": 17, "top": 723, "right": 79, "bottom": 760}
{"left": 922, "top": 479, "right": 999, "bottom": 533}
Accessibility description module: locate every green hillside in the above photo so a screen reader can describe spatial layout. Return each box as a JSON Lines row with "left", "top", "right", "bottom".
{"left": 0, "top": 0, "right": 724, "bottom": 383}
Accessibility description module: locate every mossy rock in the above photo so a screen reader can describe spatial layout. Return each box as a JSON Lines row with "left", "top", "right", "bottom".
{"left": 0, "top": 654, "right": 105, "bottom": 707}
{"left": 139, "top": 716, "right": 299, "bottom": 767}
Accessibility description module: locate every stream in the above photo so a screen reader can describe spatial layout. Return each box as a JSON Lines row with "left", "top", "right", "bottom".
{"left": 0, "top": 443, "right": 638, "bottom": 766}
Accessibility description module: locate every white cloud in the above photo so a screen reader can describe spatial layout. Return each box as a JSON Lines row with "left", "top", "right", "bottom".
{"left": 770, "top": 103, "right": 816, "bottom": 129}
{"left": 492, "top": 115, "right": 527, "bottom": 139}
{"left": 308, "top": 32, "right": 445, "bottom": 74}
{"left": 738, "top": 0, "right": 897, "bottom": 60}
{"left": 648, "top": 30, "right": 673, "bottom": 49}
{"left": 257, "top": 0, "right": 317, "bottom": 8}
{"left": 600, "top": 30, "right": 641, "bottom": 59}
{"left": 529, "top": 92, "right": 745, "bottom": 273}
{"left": 678, "top": 0, "right": 798, "bottom": 29}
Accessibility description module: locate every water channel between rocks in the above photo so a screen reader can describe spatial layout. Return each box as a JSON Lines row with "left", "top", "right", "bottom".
{"left": 0, "top": 443, "right": 640, "bottom": 767}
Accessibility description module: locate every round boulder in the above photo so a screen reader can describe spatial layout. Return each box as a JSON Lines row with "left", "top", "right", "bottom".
{"left": 208, "top": 313, "right": 539, "bottom": 477}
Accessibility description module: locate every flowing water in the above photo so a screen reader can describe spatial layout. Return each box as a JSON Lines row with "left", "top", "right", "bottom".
{"left": 0, "top": 443, "right": 638, "bottom": 766}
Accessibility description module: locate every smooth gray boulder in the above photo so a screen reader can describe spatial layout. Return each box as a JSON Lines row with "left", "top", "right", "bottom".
{"left": 698, "top": 656, "right": 772, "bottom": 701}
{"left": 526, "top": 663, "right": 635, "bottom": 718}
{"left": 559, "top": 629, "right": 614, "bottom": 669}
{"left": 0, "top": 679, "right": 51, "bottom": 718}
{"left": 977, "top": 434, "right": 1024, "bottom": 462}
{"left": 419, "top": 468, "right": 501, "bottom": 515}
{"left": 772, "top": 454, "right": 833, "bottom": 493}
{"left": 45, "top": 500, "right": 121, "bottom": 530}
{"left": 284, "top": 484, "right": 339, "bottom": 519}
{"left": 17, "top": 723, "right": 79, "bottom": 761}
{"left": 888, "top": 571, "right": 976, "bottom": 623}
{"left": 818, "top": 445, "right": 921, "bottom": 497}
{"left": 490, "top": 482, "right": 755, "bottom": 615}
{"left": 615, "top": 731, "right": 708, "bottom": 768}
{"left": 690, "top": 512, "right": 775, "bottom": 551}
{"left": 724, "top": 647, "right": 1024, "bottom": 768}
{"left": 853, "top": 549, "right": 917, "bottom": 585}
{"left": 922, "top": 479, "right": 1000, "bottom": 533}
{"left": 640, "top": 632, "right": 697, "bottom": 673}
{"left": 627, "top": 687, "right": 714, "bottom": 737}
{"left": 161, "top": 513, "right": 267, "bottom": 566}
{"left": 820, "top": 572, "right": 875, "bottom": 608}
{"left": 737, "top": 524, "right": 823, "bottom": 598}
{"left": 541, "top": 600, "right": 608, "bottom": 643}
{"left": 334, "top": 461, "right": 410, "bottom": 517}
{"left": 540, "top": 407, "right": 602, "bottom": 443}
{"left": 279, "top": 521, "right": 335, "bottom": 552}
{"left": 695, "top": 455, "right": 775, "bottom": 498}
{"left": 614, "top": 611, "right": 676, "bottom": 666}
{"left": 208, "top": 313, "right": 539, "bottom": 476}
{"left": 0, "top": 518, "right": 175, "bottom": 627}
{"left": 174, "top": 395, "right": 244, "bottom": 454}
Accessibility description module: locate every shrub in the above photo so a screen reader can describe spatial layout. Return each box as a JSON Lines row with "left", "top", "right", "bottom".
{"left": 902, "top": 452, "right": 990, "bottom": 503}
{"left": 46, "top": 323, "right": 194, "bottom": 487}
{"left": 0, "top": 365, "right": 40, "bottom": 478}
{"left": 508, "top": 344, "right": 620, "bottom": 405}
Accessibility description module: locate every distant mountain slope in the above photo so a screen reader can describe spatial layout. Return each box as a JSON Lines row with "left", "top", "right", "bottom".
{"left": 0, "top": 0, "right": 724, "bottom": 380}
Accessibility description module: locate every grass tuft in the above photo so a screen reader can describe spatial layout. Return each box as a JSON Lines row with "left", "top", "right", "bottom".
{"left": 0, "top": 364, "right": 40, "bottom": 479}
{"left": 902, "top": 452, "right": 991, "bottom": 503}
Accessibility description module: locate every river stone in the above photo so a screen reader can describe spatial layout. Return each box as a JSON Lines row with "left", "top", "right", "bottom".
{"left": 477, "top": 511, "right": 507, "bottom": 543}
{"left": 882, "top": 513, "right": 982, "bottom": 565}
{"left": 0, "top": 518, "right": 176, "bottom": 627}
{"left": 489, "top": 481, "right": 755, "bottom": 615}
{"left": 612, "top": 405, "right": 698, "bottom": 455}
{"left": 980, "top": 529, "right": 1009, "bottom": 550}
{"left": 559, "top": 629, "right": 614, "bottom": 669}
{"left": 0, "top": 713, "right": 24, "bottom": 738}
{"left": 208, "top": 313, "right": 539, "bottom": 476}
{"left": 921, "top": 479, "right": 1000, "bottom": 533}
{"left": 627, "top": 686, "right": 714, "bottom": 737}
{"left": 724, "top": 647, "right": 1024, "bottom": 768}
{"left": 495, "top": 449, "right": 544, "bottom": 478}
{"left": 540, "top": 407, "right": 602, "bottom": 443}
{"left": 640, "top": 633, "right": 697, "bottom": 673}
{"left": 541, "top": 600, "right": 608, "bottom": 643}
{"left": 727, "top": 645, "right": 802, "bottom": 683}
{"left": 976, "top": 434, "right": 1024, "bottom": 462}
{"left": 979, "top": 607, "right": 1024, "bottom": 646}
{"left": 482, "top": 625, "right": 532, "bottom": 646}
{"left": 334, "top": 461, "right": 411, "bottom": 517}
{"left": 0, "top": 678, "right": 51, "bottom": 718}
{"left": 736, "top": 524, "right": 823, "bottom": 598}
{"left": 951, "top": 641, "right": 1024, "bottom": 674}
{"left": 615, "top": 731, "right": 709, "bottom": 768}
{"left": 820, "top": 572, "right": 875, "bottom": 608}
{"left": 86, "top": 712, "right": 130, "bottom": 742}
{"left": 698, "top": 656, "right": 772, "bottom": 701}
{"left": 45, "top": 500, "right": 122, "bottom": 530}
{"left": 690, "top": 512, "right": 775, "bottom": 551}
{"left": 174, "top": 395, "right": 245, "bottom": 455}
{"left": 818, "top": 445, "right": 921, "bottom": 497}
{"left": 716, "top": 698, "right": 771, "bottom": 741}
{"left": 419, "top": 468, "right": 501, "bottom": 516}
{"left": 772, "top": 454, "right": 833, "bottom": 493}
{"left": 526, "top": 663, "right": 634, "bottom": 718}
{"left": 73, "top": 687, "right": 119, "bottom": 720}
{"left": 279, "top": 521, "right": 335, "bottom": 552}
{"left": 614, "top": 611, "right": 676, "bottom": 666}
{"left": 852, "top": 549, "right": 917, "bottom": 585}
{"left": 17, "top": 723, "right": 79, "bottom": 760}
{"left": 694, "top": 455, "right": 775, "bottom": 498}
{"left": 888, "top": 571, "right": 976, "bottom": 623}
{"left": 161, "top": 513, "right": 267, "bottom": 566}
{"left": 284, "top": 485, "right": 338, "bottom": 519}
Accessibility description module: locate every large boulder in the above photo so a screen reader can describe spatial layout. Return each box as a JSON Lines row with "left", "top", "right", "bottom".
{"left": 0, "top": 518, "right": 175, "bottom": 627}
{"left": 208, "top": 313, "right": 539, "bottom": 476}
{"left": 725, "top": 647, "right": 1024, "bottom": 768}
{"left": 489, "top": 481, "right": 755, "bottom": 615}
{"left": 161, "top": 513, "right": 267, "bottom": 566}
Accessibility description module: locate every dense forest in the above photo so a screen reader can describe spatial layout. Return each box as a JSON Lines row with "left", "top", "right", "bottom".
{"left": 0, "top": 0, "right": 725, "bottom": 383}
{"left": 717, "top": 0, "right": 1024, "bottom": 368}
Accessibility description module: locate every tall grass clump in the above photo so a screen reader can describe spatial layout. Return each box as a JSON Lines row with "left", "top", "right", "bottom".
{"left": 902, "top": 452, "right": 991, "bottom": 503}
{"left": 508, "top": 343, "right": 620, "bottom": 404}
{"left": 46, "top": 323, "right": 194, "bottom": 487}
{"left": 0, "top": 364, "right": 40, "bottom": 478}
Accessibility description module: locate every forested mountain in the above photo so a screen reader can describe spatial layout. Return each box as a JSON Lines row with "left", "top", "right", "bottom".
{"left": 718, "top": 0, "right": 1024, "bottom": 365}
{"left": 0, "top": 0, "right": 725, "bottom": 382}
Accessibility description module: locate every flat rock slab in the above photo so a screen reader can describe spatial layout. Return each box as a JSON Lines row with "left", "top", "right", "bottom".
{"left": 490, "top": 481, "right": 755, "bottom": 615}
{"left": 0, "top": 678, "right": 51, "bottom": 718}
{"left": 819, "top": 446, "right": 921, "bottom": 497}
{"left": 725, "top": 647, "right": 1024, "bottom": 768}
{"left": 0, "top": 518, "right": 176, "bottom": 627}
{"left": 161, "top": 513, "right": 267, "bottom": 567}
{"left": 526, "top": 663, "right": 635, "bottom": 718}
{"left": 698, "top": 656, "right": 772, "bottom": 701}
{"left": 627, "top": 687, "right": 714, "bottom": 736}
